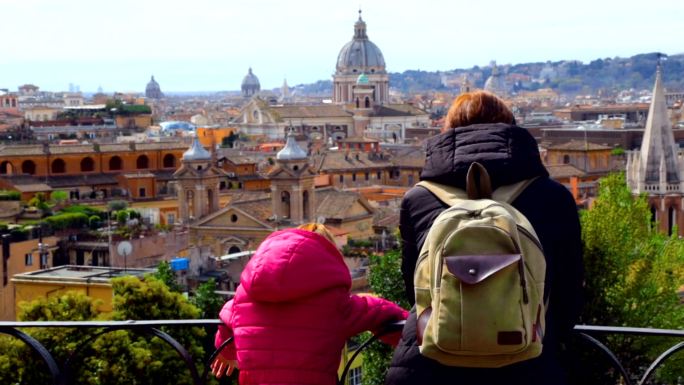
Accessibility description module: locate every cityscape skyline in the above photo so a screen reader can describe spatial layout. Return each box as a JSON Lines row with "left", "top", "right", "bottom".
{"left": 1, "top": 0, "right": 683, "bottom": 93}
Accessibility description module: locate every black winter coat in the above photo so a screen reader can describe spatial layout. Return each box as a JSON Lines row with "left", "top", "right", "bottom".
{"left": 385, "top": 123, "right": 584, "bottom": 385}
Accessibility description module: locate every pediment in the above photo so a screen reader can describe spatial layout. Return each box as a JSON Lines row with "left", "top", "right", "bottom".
{"left": 193, "top": 205, "right": 273, "bottom": 230}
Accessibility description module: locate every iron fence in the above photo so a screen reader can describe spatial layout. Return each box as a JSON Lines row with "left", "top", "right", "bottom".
{"left": 1, "top": 320, "right": 683, "bottom": 385}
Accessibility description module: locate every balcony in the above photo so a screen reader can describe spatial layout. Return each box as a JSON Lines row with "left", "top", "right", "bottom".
{"left": 1, "top": 320, "right": 683, "bottom": 385}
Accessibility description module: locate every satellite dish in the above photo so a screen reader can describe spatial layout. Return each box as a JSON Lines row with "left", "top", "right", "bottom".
{"left": 117, "top": 241, "right": 133, "bottom": 256}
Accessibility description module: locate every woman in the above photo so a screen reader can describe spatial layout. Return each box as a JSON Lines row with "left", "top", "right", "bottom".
{"left": 385, "top": 91, "right": 583, "bottom": 385}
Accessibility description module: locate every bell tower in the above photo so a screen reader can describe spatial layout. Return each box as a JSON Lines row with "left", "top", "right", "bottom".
{"left": 174, "top": 138, "right": 223, "bottom": 223}
{"left": 268, "top": 129, "right": 316, "bottom": 224}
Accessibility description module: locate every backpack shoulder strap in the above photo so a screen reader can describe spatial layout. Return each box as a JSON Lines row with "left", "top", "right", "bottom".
{"left": 492, "top": 177, "right": 539, "bottom": 204}
{"left": 415, "top": 181, "right": 467, "bottom": 207}
{"left": 416, "top": 177, "right": 539, "bottom": 206}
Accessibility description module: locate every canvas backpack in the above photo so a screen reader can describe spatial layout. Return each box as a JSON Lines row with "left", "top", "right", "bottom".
{"left": 413, "top": 162, "right": 546, "bottom": 368}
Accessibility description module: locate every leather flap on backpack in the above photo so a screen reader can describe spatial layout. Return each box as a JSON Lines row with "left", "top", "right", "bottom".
{"left": 445, "top": 254, "right": 521, "bottom": 285}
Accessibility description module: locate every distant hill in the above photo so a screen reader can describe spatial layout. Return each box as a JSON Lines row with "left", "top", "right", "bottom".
{"left": 294, "top": 52, "right": 684, "bottom": 96}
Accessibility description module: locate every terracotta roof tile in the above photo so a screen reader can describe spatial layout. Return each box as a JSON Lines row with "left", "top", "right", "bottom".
{"left": 546, "top": 164, "right": 586, "bottom": 179}
{"left": 546, "top": 140, "right": 612, "bottom": 151}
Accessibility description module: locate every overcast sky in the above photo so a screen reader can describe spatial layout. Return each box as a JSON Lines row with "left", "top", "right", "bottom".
{"left": 1, "top": 0, "right": 682, "bottom": 93}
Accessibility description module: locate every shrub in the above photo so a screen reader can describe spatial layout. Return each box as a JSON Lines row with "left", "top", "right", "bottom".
{"left": 0, "top": 190, "right": 20, "bottom": 201}
{"left": 45, "top": 212, "right": 89, "bottom": 231}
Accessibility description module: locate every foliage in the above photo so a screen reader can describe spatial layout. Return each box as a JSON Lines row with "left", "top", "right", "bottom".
{"left": 221, "top": 132, "right": 239, "bottom": 148}
{"left": 107, "top": 200, "right": 128, "bottom": 212}
{"left": 106, "top": 100, "right": 151, "bottom": 116}
{"left": 360, "top": 249, "right": 410, "bottom": 385}
{"left": 116, "top": 210, "right": 129, "bottom": 224}
{"left": 60, "top": 204, "right": 104, "bottom": 219}
{"left": 0, "top": 190, "right": 20, "bottom": 201}
{"left": 27, "top": 192, "right": 50, "bottom": 212}
{"left": 610, "top": 147, "right": 625, "bottom": 156}
{"left": 44, "top": 212, "right": 89, "bottom": 231}
{"left": 572, "top": 173, "right": 684, "bottom": 385}
{"left": 50, "top": 190, "right": 68, "bottom": 203}
{"left": 88, "top": 215, "right": 102, "bottom": 229}
{"left": 0, "top": 292, "right": 102, "bottom": 384}
{"left": 103, "top": 276, "right": 207, "bottom": 385}
{"left": 153, "top": 260, "right": 182, "bottom": 293}
{"left": 192, "top": 279, "right": 225, "bottom": 319}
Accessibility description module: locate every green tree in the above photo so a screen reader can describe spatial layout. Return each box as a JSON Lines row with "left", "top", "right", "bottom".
{"left": 0, "top": 278, "right": 217, "bottom": 385}
{"left": 0, "top": 292, "right": 101, "bottom": 384}
{"left": 573, "top": 173, "right": 684, "bottom": 384}
{"left": 107, "top": 200, "right": 128, "bottom": 212}
{"left": 50, "top": 190, "right": 68, "bottom": 204}
{"left": 153, "top": 261, "right": 182, "bottom": 292}
{"left": 192, "top": 278, "right": 225, "bottom": 319}
{"left": 28, "top": 192, "right": 50, "bottom": 214}
{"left": 358, "top": 249, "right": 410, "bottom": 385}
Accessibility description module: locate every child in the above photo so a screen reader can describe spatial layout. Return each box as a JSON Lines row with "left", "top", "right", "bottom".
{"left": 211, "top": 223, "right": 408, "bottom": 384}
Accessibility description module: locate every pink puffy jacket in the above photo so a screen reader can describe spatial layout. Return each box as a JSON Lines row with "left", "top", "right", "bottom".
{"left": 214, "top": 229, "right": 407, "bottom": 385}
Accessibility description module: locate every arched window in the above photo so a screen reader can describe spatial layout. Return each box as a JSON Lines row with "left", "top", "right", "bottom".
{"left": 163, "top": 154, "right": 176, "bottom": 168}
{"left": 668, "top": 206, "right": 676, "bottom": 236}
{"left": 650, "top": 205, "right": 658, "bottom": 228}
{"left": 563, "top": 155, "right": 570, "bottom": 164}
{"left": 21, "top": 160, "right": 36, "bottom": 175}
{"left": 80, "top": 157, "right": 95, "bottom": 172}
{"left": 303, "top": 190, "right": 310, "bottom": 221}
{"left": 207, "top": 188, "right": 214, "bottom": 212}
{"left": 0, "top": 161, "right": 14, "bottom": 175}
{"left": 355, "top": 98, "right": 360, "bottom": 108}
{"left": 109, "top": 156, "right": 123, "bottom": 171}
{"left": 364, "top": 97, "right": 370, "bottom": 108}
{"left": 281, "top": 191, "right": 291, "bottom": 219}
{"left": 136, "top": 155, "right": 149, "bottom": 169}
{"left": 228, "top": 246, "right": 241, "bottom": 254}
{"left": 51, "top": 158, "right": 66, "bottom": 174}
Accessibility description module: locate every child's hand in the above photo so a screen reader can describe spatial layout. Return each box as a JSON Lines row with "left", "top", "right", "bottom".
{"left": 211, "top": 355, "right": 238, "bottom": 378}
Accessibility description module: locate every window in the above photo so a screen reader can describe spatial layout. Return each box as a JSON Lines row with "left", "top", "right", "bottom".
{"left": 109, "top": 156, "right": 123, "bottom": 171}
{"left": 25, "top": 253, "right": 33, "bottom": 266}
{"left": 136, "top": 155, "right": 149, "bottom": 169}
{"left": 167, "top": 213, "right": 175, "bottom": 224}
{"left": 231, "top": 214, "right": 238, "bottom": 223}
{"left": 339, "top": 174, "right": 344, "bottom": 183}
{"left": 51, "top": 158, "right": 66, "bottom": 174}
{"left": 139, "top": 187, "right": 146, "bottom": 197}
{"left": 80, "top": 157, "right": 95, "bottom": 172}
{"left": 352, "top": 173, "right": 356, "bottom": 182}
{"left": 349, "top": 367, "right": 362, "bottom": 385}
{"left": 365, "top": 172, "right": 369, "bottom": 181}
{"left": 377, "top": 171, "right": 382, "bottom": 179}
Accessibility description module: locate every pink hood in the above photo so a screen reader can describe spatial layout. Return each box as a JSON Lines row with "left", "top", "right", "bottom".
{"left": 240, "top": 229, "right": 351, "bottom": 302}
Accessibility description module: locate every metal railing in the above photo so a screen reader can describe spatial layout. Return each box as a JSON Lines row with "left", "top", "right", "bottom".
{"left": 1, "top": 320, "right": 683, "bottom": 385}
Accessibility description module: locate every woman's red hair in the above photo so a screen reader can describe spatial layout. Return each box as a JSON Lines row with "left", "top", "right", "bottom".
{"left": 443, "top": 91, "right": 514, "bottom": 131}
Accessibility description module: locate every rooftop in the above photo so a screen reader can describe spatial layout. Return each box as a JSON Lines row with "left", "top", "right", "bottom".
{"left": 12, "top": 265, "right": 154, "bottom": 283}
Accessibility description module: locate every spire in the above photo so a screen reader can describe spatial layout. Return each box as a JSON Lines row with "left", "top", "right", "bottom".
{"left": 638, "top": 63, "right": 680, "bottom": 186}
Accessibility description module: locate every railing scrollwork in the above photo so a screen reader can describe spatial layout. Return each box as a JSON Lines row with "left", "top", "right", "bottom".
{"left": 1, "top": 321, "right": 683, "bottom": 385}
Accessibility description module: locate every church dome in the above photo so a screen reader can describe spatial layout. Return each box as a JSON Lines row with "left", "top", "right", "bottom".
{"left": 182, "top": 138, "right": 211, "bottom": 161}
{"left": 277, "top": 130, "right": 308, "bottom": 161}
{"left": 336, "top": 12, "right": 386, "bottom": 75}
{"left": 241, "top": 68, "right": 261, "bottom": 97}
{"left": 145, "top": 75, "right": 162, "bottom": 99}
{"left": 484, "top": 63, "right": 507, "bottom": 96}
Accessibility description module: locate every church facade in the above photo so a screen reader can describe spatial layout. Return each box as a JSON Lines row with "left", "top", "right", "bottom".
{"left": 626, "top": 64, "right": 684, "bottom": 236}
